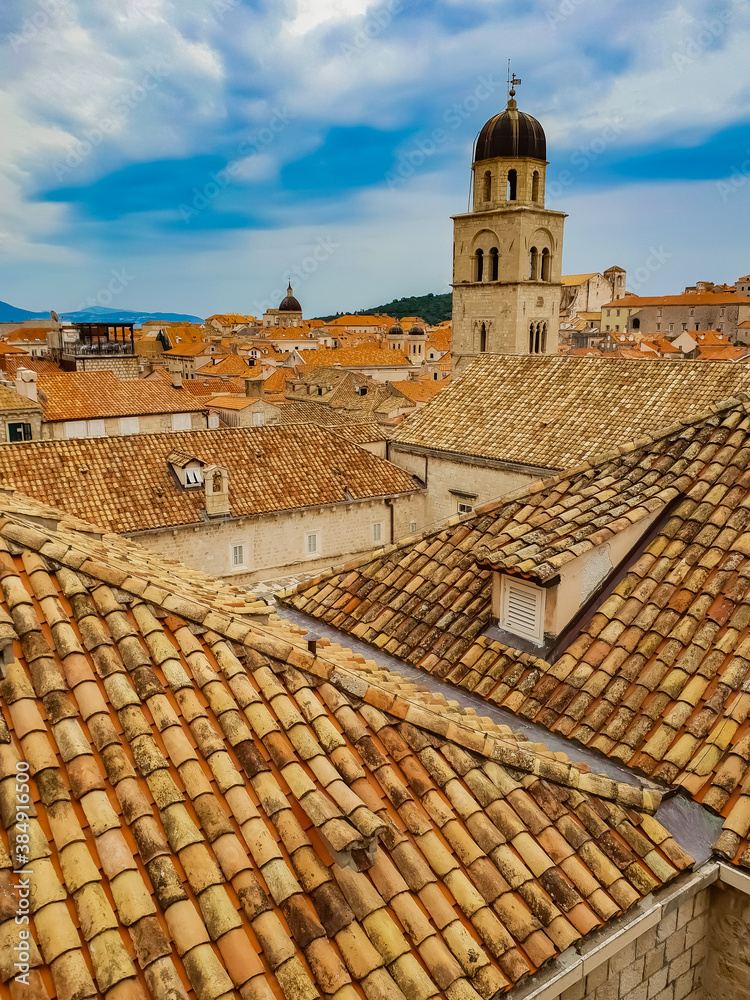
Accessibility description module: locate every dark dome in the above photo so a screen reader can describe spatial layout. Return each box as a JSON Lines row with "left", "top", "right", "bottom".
{"left": 278, "top": 283, "right": 302, "bottom": 312}
{"left": 474, "top": 102, "right": 546, "bottom": 163}
{"left": 408, "top": 325, "right": 425, "bottom": 336}
{"left": 387, "top": 324, "right": 403, "bottom": 336}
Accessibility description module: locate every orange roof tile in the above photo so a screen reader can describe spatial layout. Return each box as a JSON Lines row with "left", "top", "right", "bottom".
{"left": 0, "top": 425, "right": 419, "bottom": 531}
{"left": 36, "top": 371, "right": 205, "bottom": 421}
{"left": 195, "top": 355, "right": 263, "bottom": 377}
{"left": 388, "top": 380, "right": 450, "bottom": 403}
{"left": 0, "top": 489, "right": 693, "bottom": 1000}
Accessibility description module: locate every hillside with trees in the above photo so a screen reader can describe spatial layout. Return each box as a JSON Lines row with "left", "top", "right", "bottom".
{"left": 317, "top": 292, "right": 451, "bottom": 326}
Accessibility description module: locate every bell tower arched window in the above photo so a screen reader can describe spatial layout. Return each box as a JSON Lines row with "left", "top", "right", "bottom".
{"left": 490, "top": 247, "right": 499, "bottom": 281}
{"left": 541, "top": 248, "right": 551, "bottom": 281}
{"left": 483, "top": 170, "right": 492, "bottom": 202}
{"left": 475, "top": 249, "right": 484, "bottom": 282}
{"left": 529, "top": 247, "right": 538, "bottom": 280}
{"left": 532, "top": 171, "right": 540, "bottom": 202}
{"left": 507, "top": 169, "right": 517, "bottom": 201}
{"left": 480, "top": 323, "right": 487, "bottom": 352}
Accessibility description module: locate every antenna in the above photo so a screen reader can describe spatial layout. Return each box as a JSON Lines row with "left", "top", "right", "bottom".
{"left": 507, "top": 60, "right": 521, "bottom": 101}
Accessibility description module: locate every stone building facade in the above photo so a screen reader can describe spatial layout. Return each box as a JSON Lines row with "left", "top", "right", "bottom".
{"left": 451, "top": 87, "right": 566, "bottom": 371}
{"left": 600, "top": 287, "right": 750, "bottom": 342}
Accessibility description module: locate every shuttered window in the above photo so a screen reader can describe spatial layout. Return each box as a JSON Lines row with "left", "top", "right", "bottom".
{"left": 500, "top": 576, "right": 545, "bottom": 643}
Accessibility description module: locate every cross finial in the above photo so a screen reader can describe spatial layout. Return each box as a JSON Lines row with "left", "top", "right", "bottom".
{"left": 507, "top": 60, "right": 521, "bottom": 108}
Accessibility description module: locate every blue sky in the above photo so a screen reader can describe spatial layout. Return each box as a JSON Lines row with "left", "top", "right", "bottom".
{"left": 1, "top": 0, "right": 748, "bottom": 317}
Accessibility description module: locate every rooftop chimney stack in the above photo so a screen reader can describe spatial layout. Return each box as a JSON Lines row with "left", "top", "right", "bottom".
{"left": 203, "top": 464, "right": 231, "bottom": 517}
{"left": 15, "top": 368, "right": 38, "bottom": 403}
{"left": 171, "top": 372, "right": 183, "bottom": 389}
{"left": 244, "top": 376, "right": 264, "bottom": 398}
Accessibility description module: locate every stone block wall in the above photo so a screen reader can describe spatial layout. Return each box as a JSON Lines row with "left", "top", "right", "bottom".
{"left": 560, "top": 888, "right": 708, "bottom": 1000}
{"left": 704, "top": 884, "right": 750, "bottom": 999}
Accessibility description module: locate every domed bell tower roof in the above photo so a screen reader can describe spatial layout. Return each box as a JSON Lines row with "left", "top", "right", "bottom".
{"left": 279, "top": 282, "right": 302, "bottom": 312}
{"left": 474, "top": 86, "right": 546, "bottom": 164}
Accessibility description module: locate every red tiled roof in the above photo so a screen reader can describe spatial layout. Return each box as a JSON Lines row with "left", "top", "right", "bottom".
{"left": 37, "top": 371, "right": 205, "bottom": 421}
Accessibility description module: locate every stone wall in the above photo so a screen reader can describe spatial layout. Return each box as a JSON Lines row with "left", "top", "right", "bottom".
{"left": 704, "top": 884, "right": 750, "bottom": 999}
{"left": 560, "top": 889, "right": 708, "bottom": 1000}
{"left": 127, "top": 492, "right": 423, "bottom": 583}
{"left": 43, "top": 410, "right": 207, "bottom": 439}
{"left": 75, "top": 356, "right": 140, "bottom": 379}
{"left": 389, "top": 443, "right": 539, "bottom": 528}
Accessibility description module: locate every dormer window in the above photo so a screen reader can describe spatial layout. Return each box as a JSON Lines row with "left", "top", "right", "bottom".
{"left": 185, "top": 467, "right": 203, "bottom": 486}
{"left": 499, "top": 577, "right": 545, "bottom": 644}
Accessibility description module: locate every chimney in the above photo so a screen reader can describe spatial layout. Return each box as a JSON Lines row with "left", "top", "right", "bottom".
{"left": 244, "top": 376, "right": 264, "bottom": 398}
{"left": 203, "top": 464, "right": 231, "bottom": 517}
{"left": 15, "top": 368, "right": 38, "bottom": 403}
{"left": 171, "top": 372, "right": 182, "bottom": 389}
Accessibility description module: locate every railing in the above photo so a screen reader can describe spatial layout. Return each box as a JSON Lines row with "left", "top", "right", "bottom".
{"left": 63, "top": 342, "right": 135, "bottom": 356}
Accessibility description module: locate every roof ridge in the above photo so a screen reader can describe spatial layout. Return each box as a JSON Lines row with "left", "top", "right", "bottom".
{"left": 473, "top": 392, "right": 750, "bottom": 516}
{"left": 276, "top": 393, "right": 750, "bottom": 601}
{"left": 0, "top": 499, "right": 661, "bottom": 810}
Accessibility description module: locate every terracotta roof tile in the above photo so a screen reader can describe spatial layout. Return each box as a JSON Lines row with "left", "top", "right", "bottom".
{"left": 36, "top": 371, "right": 203, "bottom": 421}
{"left": 0, "top": 490, "right": 693, "bottom": 1000}
{"left": 393, "top": 355, "right": 750, "bottom": 469}
{"left": 0, "top": 425, "right": 419, "bottom": 532}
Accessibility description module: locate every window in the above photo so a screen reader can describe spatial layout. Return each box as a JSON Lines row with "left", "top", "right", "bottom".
{"left": 306, "top": 532, "right": 319, "bottom": 555}
{"left": 541, "top": 248, "right": 550, "bottom": 282}
{"left": 457, "top": 502, "right": 473, "bottom": 515}
{"left": 531, "top": 170, "right": 540, "bottom": 201}
{"left": 529, "top": 247, "right": 538, "bottom": 280}
{"left": 475, "top": 248, "right": 484, "bottom": 282}
{"left": 616, "top": 309, "right": 621, "bottom": 317}
{"left": 507, "top": 169, "right": 517, "bottom": 201}
{"left": 231, "top": 544, "right": 245, "bottom": 568}
{"left": 185, "top": 467, "right": 203, "bottom": 486}
{"left": 172, "top": 412, "right": 191, "bottom": 431}
{"left": 87, "top": 419, "right": 106, "bottom": 437}
{"left": 7, "top": 422, "right": 32, "bottom": 442}
{"left": 632, "top": 318, "right": 640, "bottom": 330}
{"left": 483, "top": 170, "right": 491, "bottom": 201}
{"left": 689, "top": 308, "right": 695, "bottom": 316}
{"left": 480, "top": 322, "right": 487, "bottom": 353}
{"left": 490, "top": 247, "right": 499, "bottom": 281}
{"left": 499, "top": 576, "right": 545, "bottom": 643}
{"left": 669, "top": 323, "right": 674, "bottom": 333}
{"left": 682, "top": 323, "right": 687, "bottom": 331}
{"left": 409, "top": 520, "right": 418, "bottom": 533}
{"left": 120, "top": 416, "right": 140, "bottom": 435}
{"left": 372, "top": 522, "right": 383, "bottom": 543}
{"left": 656, "top": 323, "right": 661, "bottom": 331}
{"left": 252, "top": 412, "right": 265, "bottom": 426}
{"left": 65, "top": 421, "right": 87, "bottom": 438}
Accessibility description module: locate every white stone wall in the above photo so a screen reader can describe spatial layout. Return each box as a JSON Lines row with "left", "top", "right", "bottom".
{"left": 389, "top": 444, "right": 538, "bottom": 528}
{"left": 704, "top": 885, "right": 750, "bottom": 998}
{"left": 74, "top": 356, "right": 140, "bottom": 379}
{"left": 127, "top": 492, "right": 423, "bottom": 583}
{"left": 561, "top": 889, "right": 708, "bottom": 1000}
{"left": 43, "top": 410, "right": 207, "bottom": 439}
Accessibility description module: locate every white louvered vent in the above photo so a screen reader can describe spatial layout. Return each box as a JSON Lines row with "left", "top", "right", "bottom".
{"left": 500, "top": 576, "right": 545, "bottom": 643}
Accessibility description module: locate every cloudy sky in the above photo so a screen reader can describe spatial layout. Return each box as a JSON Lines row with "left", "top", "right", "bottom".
{"left": 1, "top": 0, "right": 749, "bottom": 318}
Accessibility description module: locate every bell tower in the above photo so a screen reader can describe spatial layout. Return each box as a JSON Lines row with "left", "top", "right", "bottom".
{"left": 451, "top": 76, "right": 566, "bottom": 371}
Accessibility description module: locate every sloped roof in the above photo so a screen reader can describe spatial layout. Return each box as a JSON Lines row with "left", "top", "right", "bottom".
{"left": 0, "top": 356, "right": 64, "bottom": 379}
{"left": 162, "top": 343, "right": 218, "bottom": 357}
{"left": 0, "top": 343, "right": 27, "bottom": 355}
{"left": 0, "top": 490, "right": 692, "bottom": 1000}
{"left": 389, "top": 380, "right": 451, "bottom": 403}
{"left": 37, "top": 371, "right": 205, "bottom": 421}
{"left": 393, "top": 355, "right": 748, "bottom": 470}
{"left": 5, "top": 327, "right": 50, "bottom": 342}
{"left": 561, "top": 273, "right": 598, "bottom": 286}
{"left": 0, "top": 426, "right": 420, "bottom": 531}
{"left": 298, "top": 345, "right": 412, "bottom": 369}
{"left": 603, "top": 292, "right": 750, "bottom": 309}
{"left": 329, "top": 422, "right": 391, "bottom": 445}
{"left": 0, "top": 384, "right": 42, "bottom": 412}
{"left": 195, "top": 356, "right": 263, "bottom": 377}
{"left": 283, "top": 397, "right": 750, "bottom": 868}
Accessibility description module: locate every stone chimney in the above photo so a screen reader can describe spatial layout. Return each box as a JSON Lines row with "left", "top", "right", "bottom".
{"left": 203, "top": 464, "right": 230, "bottom": 517}
{"left": 15, "top": 368, "right": 38, "bottom": 403}
{"left": 171, "top": 372, "right": 182, "bottom": 389}
{"left": 244, "top": 376, "right": 264, "bottom": 398}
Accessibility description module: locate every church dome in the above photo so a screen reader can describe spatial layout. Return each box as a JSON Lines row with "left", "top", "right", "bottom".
{"left": 278, "top": 283, "right": 302, "bottom": 312}
{"left": 387, "top": 323, "right": 403, "bottom": 336}
{"left": 408, "top": 325, "right": 425, "bottom": 336}
{"left": 474, "top": 96, "right": 546, "bottom": 163}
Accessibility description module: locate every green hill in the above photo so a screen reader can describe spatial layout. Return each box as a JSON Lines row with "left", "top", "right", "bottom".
{"left": 317, "top": 292, "right": 451, "bottom": 327}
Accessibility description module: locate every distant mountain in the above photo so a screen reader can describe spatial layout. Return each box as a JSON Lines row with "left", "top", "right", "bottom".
{"left": 0, "top": 300, "right": 203, "bottom": 325}
{"left": 316, "top": 292, "right": 452, "bottom": 327}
